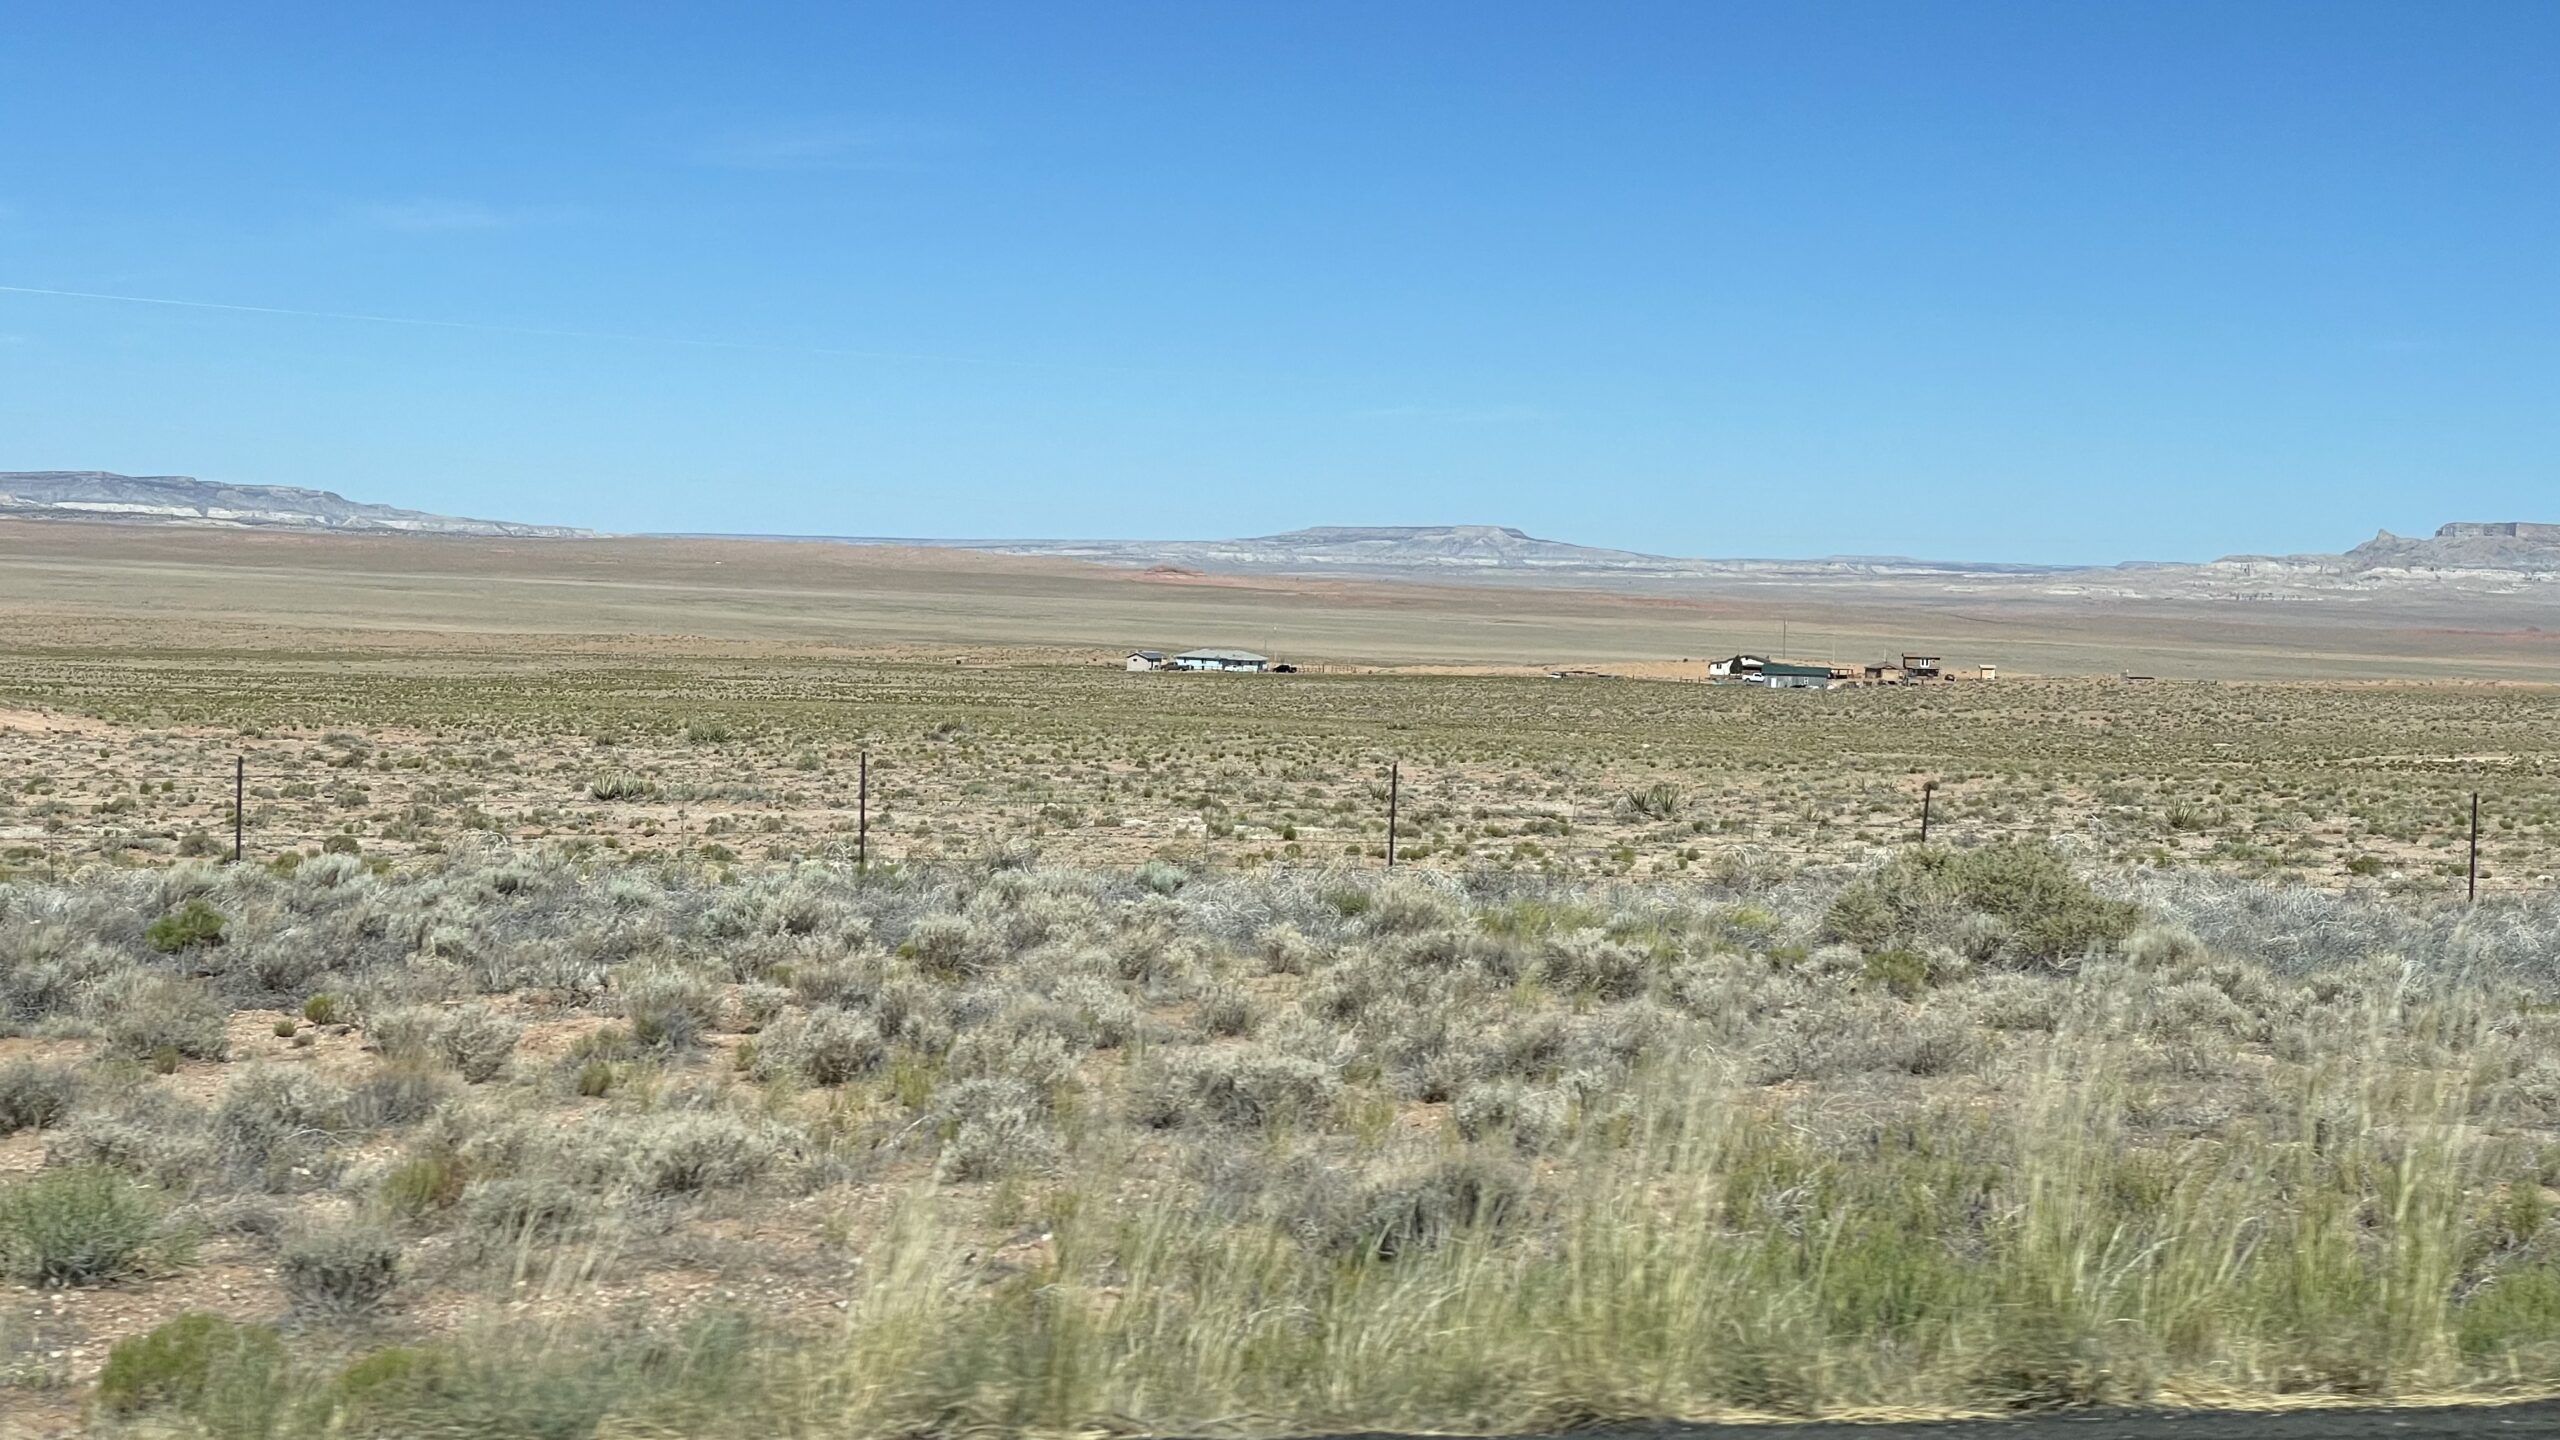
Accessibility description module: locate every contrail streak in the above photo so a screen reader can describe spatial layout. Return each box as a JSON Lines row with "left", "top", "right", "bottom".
{"left": 0, "top": 282, "right": 1130, "bottom": 372}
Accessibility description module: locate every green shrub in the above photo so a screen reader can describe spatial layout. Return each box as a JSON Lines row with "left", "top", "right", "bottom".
{"left": 435, "top": 1006, "right": 521, "bottom": 1083}
{"left": 621, "top": 968, "right": 720, "bottom": 1050}
{"left": 1198, "top": 985, "right": 1258, "bottom": 1038}
{"left": 318, "top": 1321, "right": 761, "bottom": 1440}
{"left": 380, "top": 1149, "right": 469, "bottom": 1223}
{"left": 303, "top": 992, "right": 343, "bottom": 1025}
{"left": 628, "top": 1112, "right": 782, "bottom": 1196}
{"left": 1620, "top": 782, "right": 1683, "bottom": 820}
{"left": 937, "top": 1103, "right": 1059, "bottom": 1182}
{"left": 0, "top": 1166, "right": 168, "bottom": 1285}
{"left": 1822, "top": 842, "right": 2138, "bottom": 967}
{"left": 146, "top": 898, "right": 227, "bottom": 953}
{"left": 588, "top": 771, "right": 661, "bottom": 801}
{"left": 281, "top": 1221, "right": 402, "bottom": 1317}
{"left": 1134, "top": 1048, "right": 1338, "bottom": 1131}
{"left": 900, "top": 914, "right": 996, "bottom": 979}
{"left": 752, "top": 1005, "right": 884, "bottom": 1086}
{"left": 2458, "top": 1259, "right": 2560, "bottom": 1360}
{"left": 0, "top": 1059, "right": 79, "bottom": 1133}
{"left": 1862, "top": 947, "right": 1934, "bottom": 998}
{"left": 101, "top": 973, "right": 231, "bottom": 1061}
{"left": 343, "top": 1062, "right": 451, "bottom": 1130}
{"left": 323, "top": 833, "right": 363, "bottom": 856}
{"left": 213, "top": 1065, "right": 349, "bottom": 1191}
{"left": 97, "top": 1312, "right": 286, "bottom": 1431}
{"left": 1326, "top": 1154, "right": 1530, "bottom": 1261}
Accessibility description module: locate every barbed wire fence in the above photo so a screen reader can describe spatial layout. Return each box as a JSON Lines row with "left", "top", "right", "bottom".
{"left": 65, "top": 743, "right": 2529, "bottom": 908}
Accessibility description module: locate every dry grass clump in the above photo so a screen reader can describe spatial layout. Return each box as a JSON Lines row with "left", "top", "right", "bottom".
{"left": 5, "top": 844, "right": 2560, "bottom": 1435}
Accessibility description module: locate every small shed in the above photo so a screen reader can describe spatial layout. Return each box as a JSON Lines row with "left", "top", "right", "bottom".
{"left": 1171, "top": 648, "right": 1270, "bottom": 673}
{"left": 1126, "top": 650, "right": 1165, "bottom": 672}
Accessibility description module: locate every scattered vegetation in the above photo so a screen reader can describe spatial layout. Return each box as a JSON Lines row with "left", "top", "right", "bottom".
{"left": 6, "top": 649, "right": 2560, "bottom": 1433}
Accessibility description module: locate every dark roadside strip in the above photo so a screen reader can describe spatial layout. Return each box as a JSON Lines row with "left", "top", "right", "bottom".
{"left": 1274, "top": 1402, "right": 2560, "bottom": 1440}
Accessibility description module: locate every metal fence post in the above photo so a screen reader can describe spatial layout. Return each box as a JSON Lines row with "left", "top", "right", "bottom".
{"left": 2469, "top": 791, "right": 2481, "bottom": 903}
{"left": 1386, "top": 762, "right": 1399, "bottom": 869}
{"left": 1920, "top": 780, "right": 1935, "bottom": 845}
{"left": 858, "top": 751, "right": 870, "bottom": 871}
{"left": 233, "top": 756, "right": 244, "bottom": 864}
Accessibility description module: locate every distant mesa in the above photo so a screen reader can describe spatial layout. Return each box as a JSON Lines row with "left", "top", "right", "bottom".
{"left": 2194, "top": 520, "right": 2560, "bottom": 591}
{"left": 11, "top": 470, "right": 2554, "bottom": 599}
{"left": 1237, "top": 524, "right": 1666, "bottom": 567}
{"left": 2434, "top": 522, "right": 2560, "bottom": 542}
{"left": 876, "top": 522, "right": 2079, "bottom": 583}
{"left": 0, "top": 471, "right": 591, "bottom": 538}
{"left": 2334, "top": 522, "right": 2560, "bottom": 574}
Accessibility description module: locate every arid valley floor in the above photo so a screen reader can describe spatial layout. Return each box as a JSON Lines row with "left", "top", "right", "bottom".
{"left": 3, "top": 521, "right": 2560, "bottom": 1437}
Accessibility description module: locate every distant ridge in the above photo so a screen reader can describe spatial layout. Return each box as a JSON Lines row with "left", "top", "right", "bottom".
{"left": 2206, "top": 521, "right": 2560, "bottom": 582}
{"left": 10, "top": 473, "right": 2551, "bottom": 598}
{"left": 811, "top": 523, "right": 2067, "bottom": 581}
{"left": 741, "top": 518, "right": 2560, "bottom": 599}
{"left": 0, "top": 471, "right": 591, "bottom": 538}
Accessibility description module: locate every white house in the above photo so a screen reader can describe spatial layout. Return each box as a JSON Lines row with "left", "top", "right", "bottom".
{"left": 1170, "top": 648, "right": 1270, "bottom": 673}
{"left": 1126, "top": 650, "right": 1165, "bottom": 672}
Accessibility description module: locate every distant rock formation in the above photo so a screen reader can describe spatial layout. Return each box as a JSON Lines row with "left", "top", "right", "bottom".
{"left": 2338, "top": 523, "right": 2560, "bottom": 574}
{"left": 0, "top": 471, "right": 591, "bottom": 538}
{"left": 861, "top": 523, "right": 2065, "bottom": 582}
{"left": 2434, "top": 522, "right": 2560, "bottom": 542}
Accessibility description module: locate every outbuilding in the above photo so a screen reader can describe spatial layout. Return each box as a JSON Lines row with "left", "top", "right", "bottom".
{"left": 1126, "top": 650, "right": 1165, "bottom": 672}
{"left": 1756, "top": 661, "right": 1836, "bottom": 690}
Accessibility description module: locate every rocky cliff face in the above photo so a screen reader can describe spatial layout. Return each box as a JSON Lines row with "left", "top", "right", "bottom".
{"left": 0, "top": 472, "right": 592, "bottom": 538}
{"left": 2435, "top": 522, "right": 2560, "bottom": 542}
{"left": 2182, "top": 522, "right": 2560, "bottom": 597}
{"left": 2336, "top": 523, "right": 2560, "bottom": 575}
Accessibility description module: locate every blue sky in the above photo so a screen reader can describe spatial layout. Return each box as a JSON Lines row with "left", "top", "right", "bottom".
{"left": 2, "top": 2, "right": 2553, "bottom": 563}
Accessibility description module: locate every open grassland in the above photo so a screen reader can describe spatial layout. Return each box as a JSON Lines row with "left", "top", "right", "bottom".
{"left": 6, "top": 849, "right": 2560, "bottom": 1437}
{"left": 3, "top": 646, "right": 2559, "bottom": 896}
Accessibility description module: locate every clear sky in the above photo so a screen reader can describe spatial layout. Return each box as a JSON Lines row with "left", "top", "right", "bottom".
{"left": 2, "top": 2, "right": 2553, "bottom": 562}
